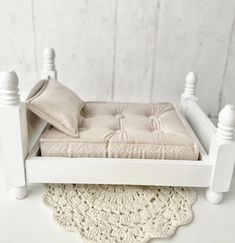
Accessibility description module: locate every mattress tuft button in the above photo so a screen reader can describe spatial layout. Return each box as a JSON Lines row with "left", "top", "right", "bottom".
{"left": 115, "top": 114, "right": 125, "bottom": 119}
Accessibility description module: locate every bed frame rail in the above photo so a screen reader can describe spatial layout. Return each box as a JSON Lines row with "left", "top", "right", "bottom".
{"left": 183, "top": 101, "right": 216, "bottom": 153}
{"left": 26, "top": 157, "right": 212, "bottom": 187}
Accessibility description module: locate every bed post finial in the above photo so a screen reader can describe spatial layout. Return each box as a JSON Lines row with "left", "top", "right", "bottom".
{"left": 41, "top": 48, "right": 57, "bottom": 80}
{"left": 216, "top": 104, "right": 235, "bottom": 140}
{"left": 184, "top": 72, "right": 197, "bottom": 98}
{"left": 206, "top": 104, "right": 235, "bottom": 204}
{"left": 181, "top": 72, "right": 198, "bottom": 112}
{"left": 0, "top": 71, "right": 20, "bottom": 105}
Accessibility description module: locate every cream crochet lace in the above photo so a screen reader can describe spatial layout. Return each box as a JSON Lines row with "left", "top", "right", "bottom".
{"left": 43, "top": 184, "right": 196, "bottom": 243}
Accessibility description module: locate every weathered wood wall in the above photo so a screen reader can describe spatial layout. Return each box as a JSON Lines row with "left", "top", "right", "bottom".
{"left": 1, "top": 0, "right": 235, "bottom": 118}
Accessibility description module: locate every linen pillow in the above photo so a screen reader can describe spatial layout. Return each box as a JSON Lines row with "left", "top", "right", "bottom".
{"left": 26, "top": 79, "right": 84, "bottom": 137}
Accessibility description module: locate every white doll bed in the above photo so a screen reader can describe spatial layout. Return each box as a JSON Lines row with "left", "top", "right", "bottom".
{"left": 0, "top": 48, "right": 235, "bottom": 204}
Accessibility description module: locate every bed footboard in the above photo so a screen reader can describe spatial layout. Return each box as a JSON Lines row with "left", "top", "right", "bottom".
{"left": 181, "top": 72, "right": 235, "bottom": 204}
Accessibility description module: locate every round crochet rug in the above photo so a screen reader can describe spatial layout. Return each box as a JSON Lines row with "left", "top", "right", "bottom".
{"left": 43, "top": 184, "right": 196, "bottom": 243}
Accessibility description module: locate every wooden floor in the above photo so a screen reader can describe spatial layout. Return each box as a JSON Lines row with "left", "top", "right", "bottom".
{"left": 0, "top": 166, "right": 235, "bottom": 243}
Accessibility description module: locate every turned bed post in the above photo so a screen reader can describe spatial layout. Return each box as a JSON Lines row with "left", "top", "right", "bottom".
{"left": 181, "top": 72, "right": 198, "bottom": 113}
{"left": 206, "top": 105, "right": 235, "bottom": 204}
{"left": 41, "top": 48, "right": 57, "bottom": 80}
{"left": 0, "top": 71, "right": 28, "bottom": 199}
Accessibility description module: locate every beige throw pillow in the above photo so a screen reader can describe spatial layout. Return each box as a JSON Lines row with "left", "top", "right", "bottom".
{"left": 26, "top": 79, "right": 84, "bottom": 137}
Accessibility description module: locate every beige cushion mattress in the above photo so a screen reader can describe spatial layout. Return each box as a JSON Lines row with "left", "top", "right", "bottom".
{"left": 40, "top": 102, "right": 199, "bottom": 160}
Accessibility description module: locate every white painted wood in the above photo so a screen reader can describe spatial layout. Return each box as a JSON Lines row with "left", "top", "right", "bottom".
{"left": 0, "top": 72, "right": 28, "bottom": 198}
{"left": 181, "top": 73, "right": 216, "bottom": 153}
{"left": 26, "top": 142, "right": 212, "bottom": 186}
{"left": 113, "top": 0, "right": 159, "bottom": 102}
{"left": 41, "top": 48, "right": 57, "bottom": 80}
{"left": 183, "top": 101, "right": 216, "bottom": 153}
{"left": 33, "top": 0, "right": 116, "bottom": 101}
{"left": 11, "top": 186, "right": 28, "bottom": 200}
{"left": 205, "top": 189, "right": 223, "bottom": 204}
{"left": 181, "top": 72, "right": 198, "bottom": 105}
{"left": 26, "top": 157, "right": 212, "bottom": 187}
{"left": 0, "top": 71, "right": 20, "bottom": 105}
{"left": 216, "top": 105, "right": 235, "bottom": 140}
{"left": 208, "top": 105, "right": 235, "bottom": 195}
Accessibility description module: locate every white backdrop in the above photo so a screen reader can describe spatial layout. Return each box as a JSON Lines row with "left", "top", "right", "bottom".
{"left": 1, "top": 0, "right": 235, "bottom": 119}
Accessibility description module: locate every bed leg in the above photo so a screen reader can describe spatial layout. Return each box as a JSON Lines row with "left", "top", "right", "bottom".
{"left": 0, "top": 72, "right": 29, "bottom": 200}
{"left": 206, "top": 188, "right": 223, "bottom": 204}
{"left": 11, "top": 186, "right": 28, "bottom": 200}
{"left": 207, "top": 105, "right": 235, "bottom": 205}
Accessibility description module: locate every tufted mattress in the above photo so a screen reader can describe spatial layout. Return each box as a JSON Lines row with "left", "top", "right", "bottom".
{"left": 40, "top": 102, "right": 199, "bottom": 160}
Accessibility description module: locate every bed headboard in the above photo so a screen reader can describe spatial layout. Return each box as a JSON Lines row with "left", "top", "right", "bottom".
{"left": 0, "top": 48, "right": 57, "bottom": 157}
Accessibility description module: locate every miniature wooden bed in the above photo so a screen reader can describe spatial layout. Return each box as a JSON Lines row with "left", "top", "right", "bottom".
{"left": 0, "top": 48, "right": 235, "bottom": 204}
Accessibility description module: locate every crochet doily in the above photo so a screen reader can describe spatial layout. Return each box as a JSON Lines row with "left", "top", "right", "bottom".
{"left": 43, "top": 184, "right": 196, "bottom": 243}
